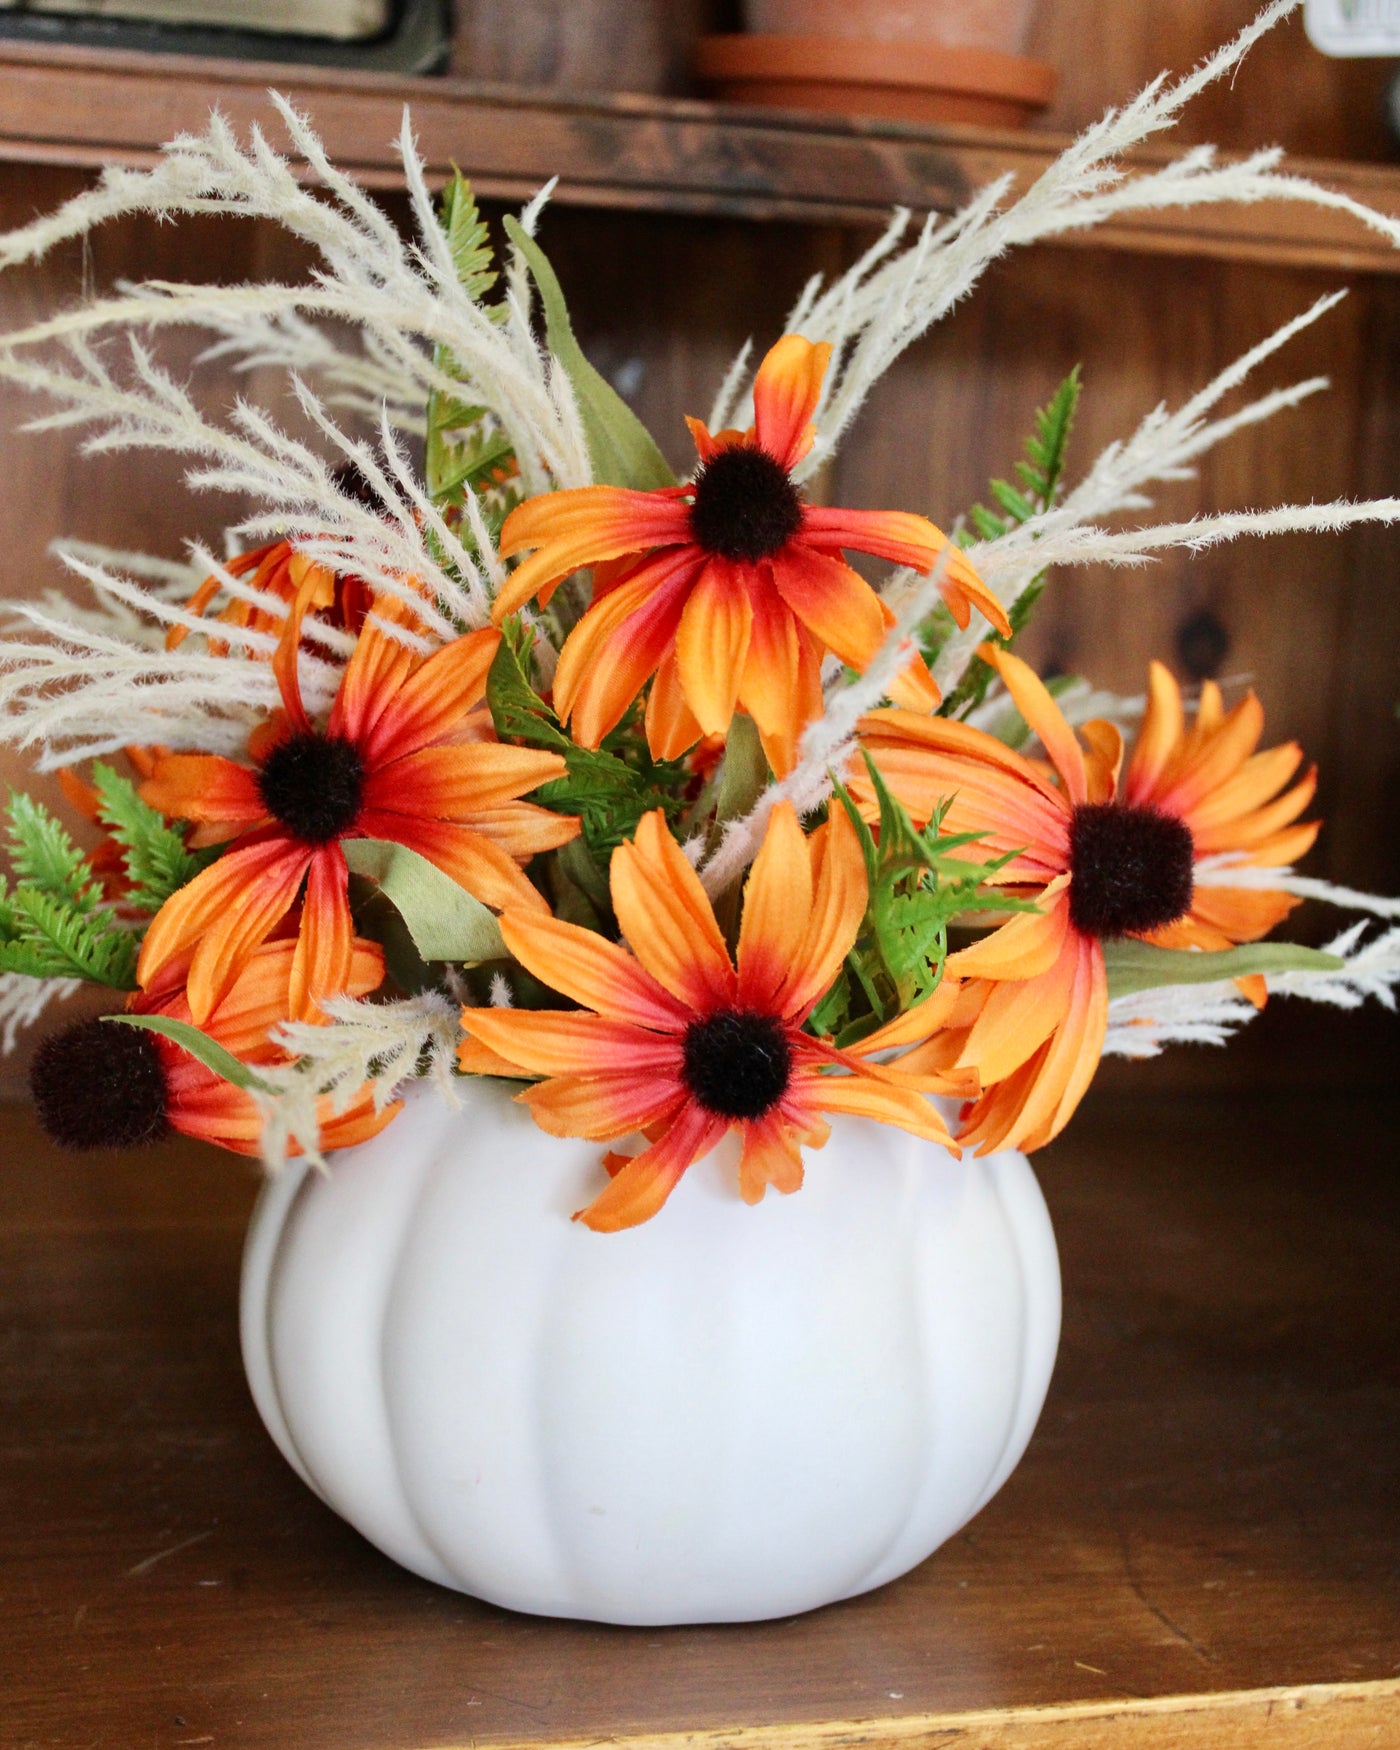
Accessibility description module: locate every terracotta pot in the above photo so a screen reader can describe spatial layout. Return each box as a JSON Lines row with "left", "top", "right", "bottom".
{"left": 241, "top": 1080, "right": 1060, "bottom": 1625}
{"left": 697, "top": 33, "right": 1056, "bottom": 130}
{"left": 742, "top": 0, "right": 1037, "bottom": 54}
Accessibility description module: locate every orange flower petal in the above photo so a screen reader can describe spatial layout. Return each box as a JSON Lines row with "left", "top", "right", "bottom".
{"left": 945, "top": 878, "right": 1072, "bottom": 984}
{"left": 499, "top": 910, "right": 688, "bottom": 1031}
{"left": 847, "top": 977, "right": 963, "bottom": 1055}
{"left": 794, "top": 1066, "right": 955, "bottom": 1147}
{"left": 953, "top": 922, "right": 1081, "bottom": 1086}
{"left": 979, "top": 645, "right": 1089, "bottom": 806}
{"left": 523, "top": 1073, "right": 686, "bottom": 1143}
{"left": 140, "top": 755, "right": 267, "bottom": 830}
{"left": 1080, "top": 719, "right": 1124, "bottom": 805}
{"left": 553, "top": 547, "right": 701, "bottom": 747}
{"left": 288, "top": 843, "right": 354, "bottom": 1023}
{"left": 461, "top": 801, "right": 582, "bottom": 856}
{"left": 750, "top": 334, "right": 831, "bottom": 473}
{"left": 736, "top": 800, "right": 814, "bottom": 1012}
{"left": 675, "top": 558, "right": 755, "bottom": 739}
{"left": 737, "top": 581, "right": 823, "bottom": 778}
{"left": 644, "top": 647, "right": 705, "bottom": 762}
{"left": 356, "top": 626, "right": 501, "bottom": 767}
{"left": 138, "top": 835, "right": 310, "bottom": 1023}
{"left": 361, "top": 743, "right": 568, "bottom": 820}
{"left": 1123, "top": 661, "right": 1184, "bottom": 804}
{"left": 610, "top": 810, "right": 737, "bottom": 1012}
{"left": 356, "top": 811, "right": 552, "bottom": 914}
{"left": 329, "top": 600, "right": 422, "bottom": 750}
{"left": 494, "top": 488, "right": 692, "bottom": 619}
{"left": 775, "top": 804, "right": 869, "bottom": 1019}
{"left": 574, "top": 1101, "right": 727, "bottom": 1232}
{"left": 1157, "top": 692, "right": 1265, "bottom": 815}
{"left": 459, "top": 1008, "right": 683, "bottom": 1079}
{"left": 771, "top": 544, "right": 885, "bottom": 671}
{"left": 737, "top": 1111, "right": 806, "bottom": 1203}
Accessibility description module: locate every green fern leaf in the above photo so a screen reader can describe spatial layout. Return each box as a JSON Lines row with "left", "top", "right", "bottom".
{"left": 90, "top": 763, "right": 214, "bottom": 915}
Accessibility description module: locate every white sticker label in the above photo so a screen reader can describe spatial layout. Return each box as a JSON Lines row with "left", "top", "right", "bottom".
{"left": 1305, "top": 0, "right": 1400, "bottom": 54}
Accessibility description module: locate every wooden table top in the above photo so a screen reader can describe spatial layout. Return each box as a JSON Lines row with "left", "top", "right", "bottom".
{"left": 1, "top": 1087, "right": 1397, "bottom": 1750}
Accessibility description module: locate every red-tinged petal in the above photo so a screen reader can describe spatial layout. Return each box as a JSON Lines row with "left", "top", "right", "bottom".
{"left": 328, "top": 601, "right": 422, "bottom": 749}
{"left": 499, "top": 910, "right": 689, "bottom": 1031}
{"left": 675, "top": 558, "right": 755, "bottom": 739}
{"left": 574, "top": 1101, "right": 727, "bottom": 1232}
{"left": 160, "top": 840, "right": 312, "bottom": 1025}
{"left": 796, "top": 1067, "right": 955, "bottom": 1147}
{"left": 737, "top": 1111, "right": 805, "bottom": 1203}
{"left": 288, "top": 843, "right": 354, "bottom": 1023}
{"left": 201, "top": 935, "right": 384, "bottom": 1058}
{"left": 736, "top": 800, "right": 814, "bottom": 1011}
{"left": 800, "top": 505, "right": 943, "bottom": 571}
{"left": 775, "top": 804, "right": 869, "bottom": 1020}
{"left": 357, "top": 626, "right": 501, "bottom": 767}
{"left": 946, "top": 881, "right": 1072, "bottom": 984}
{"left": 860, "top": 707, "right": 1068, "bottom": 802}
{"left": 140, "top": 755, "right": 267, "bottom": 829}
{"left": 954, "top": 918, "right": 1081, "bottom": 1085}
{"left": 355, "top": 810, "right": 551, "bottom": 914}
{"left": 1123, "top": 661, "right": 1184, "bottom": 805}
{"left": 611, "top": 809, "right": 737, "bottom": 1012}
{"left": 523, "top": 1073, "right": 686, "bottom": 1143}
{"left": 644, "top": 647, "right": 704, "bottom": 762}
{"left": 459, "top": 1008, "right": 684, "bottom": 1079}
{"left": 137, "top": 834, "right": 297, "bottom": 1000}
{"left": 58, "top": 767, "right": 100, "bottom": 822}
{"left": 771, "top": 545, "right": 885, "bottom": 670}
{"left": 270, "top": 554, "right": 336, "bottom": 734}
{"left": 361, "top": 743, "right": 568, "bottom": 820}
{"left": 460, "top": 801, "right": 581, "bottom": 856}
{"left": 554, "top": 548, "right": 701, "bottom": 747}
{"left": 457, "top": 1034, "right": 535, "bottom": 1078}
{"left": 685, "top": 416, "right": 745, "bottom": 464}
{"left": 750, "top": 334, "right": 831, "bottom": 472}
{"left": 737, "top": 579, "right": 823, "bottom": 778}
{"left": 1080, "top": 719, "right": 1124, "bottom": 805}
{"left": 493, "top": 488, "right": 692, "bottom": 618}
{"left": 979, "top": 645, "right": 1089, "bottom": 805}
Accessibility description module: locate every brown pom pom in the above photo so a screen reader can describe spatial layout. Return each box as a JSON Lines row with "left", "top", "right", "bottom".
{"left": 29, "top": 1018, "right": 170, "bottom": 1151}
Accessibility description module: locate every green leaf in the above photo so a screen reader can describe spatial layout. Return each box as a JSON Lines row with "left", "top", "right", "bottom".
{"left": 341, "top": 839, "right": 507, "bottom": 965}
{"left": 89, "top": 763, "right": 213, "bottom": 914}
{"left": 107, "top": 1013, "right": 272, "bottom": 1092}
{"left": 1102, "top": 939, "right": 1346, "bottom": 1000}
{"left": 503, "top": 216, "right": 676, "bottom": 491}
{"left": 712, "top": 715, "right": 769, "bottom": 829}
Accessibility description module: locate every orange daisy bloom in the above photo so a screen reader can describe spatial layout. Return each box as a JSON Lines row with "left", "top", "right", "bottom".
{"left": 29, "top": 934, "right": 393, "bottom": 1157}
{"left": 491, "top": 334, "right": 1009, "bottom": 775}
{"left": 136, "top": 598, "right": 578, "bottom": 1027}
{"left": 855, "top": 649, "right": 1318, "bottom": 1154}
{"left": 458, "top": 804, "right": 970, "bottom": 1232}
{"left": 132, "top": 935, "right": 395, "bottom": 1155}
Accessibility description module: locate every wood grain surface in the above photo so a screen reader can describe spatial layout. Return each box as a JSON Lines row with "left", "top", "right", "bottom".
{"left": 1, "top": 1089, "right": 1396, "bottom": 1748}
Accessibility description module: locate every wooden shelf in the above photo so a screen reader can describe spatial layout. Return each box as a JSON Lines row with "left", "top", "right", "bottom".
{"left": 3, "top": 1087, "right": 1398, "bottom": 1748}
{"left": 2, "top": 39, "right": 1400, "bottom": 273}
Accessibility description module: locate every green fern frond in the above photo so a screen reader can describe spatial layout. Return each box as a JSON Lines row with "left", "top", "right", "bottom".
{"left": 90, "top": 762, "right": 213, "bottom": 914}
{"left": 6, "top": 791, "right": 94, "bottom": 905}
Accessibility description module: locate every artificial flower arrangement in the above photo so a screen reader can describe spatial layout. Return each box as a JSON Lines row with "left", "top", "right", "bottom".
{"left": 1, "top": 0, "right": 1398, "bottom": 1241}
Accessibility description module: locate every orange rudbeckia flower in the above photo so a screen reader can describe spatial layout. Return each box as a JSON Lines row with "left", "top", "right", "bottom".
{"left": 29, "top": 934, "right": 394, "bottom": 1157}
{"left": 458, "top": 804, "right": 969, "bottom": 1231}
{"left": 855, "top": 649, "right": 1318, "bottom": 1154}
{"left": 492, "top": 334, "right": 1009, "bottom": 775}
{"left": 132, "top": 935, "right": 395, "bottom": 1155}
{"left": 137, "top": 599, "right": 578, "bottom": 1027}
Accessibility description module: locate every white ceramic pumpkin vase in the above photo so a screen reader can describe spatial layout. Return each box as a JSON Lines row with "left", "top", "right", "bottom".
{"left": 240, "top": 1080, "right": 1060, "bottom": 1625}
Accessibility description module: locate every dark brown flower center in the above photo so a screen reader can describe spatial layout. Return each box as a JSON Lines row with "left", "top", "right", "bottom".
{"left": 682, "top": 1008, "right": 793, "bottom": 1120}
{"left": 689, "top": 445, "right": 804, "bottom": 563}
{"left": 30, "top": 1018, "right": 170, "bottom": 1151}
{"left": 258, "top": 731, "right": 365, "bottom": 845}
{"left": 1068, "top": 802, "right": 1196, "bottom": 939}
